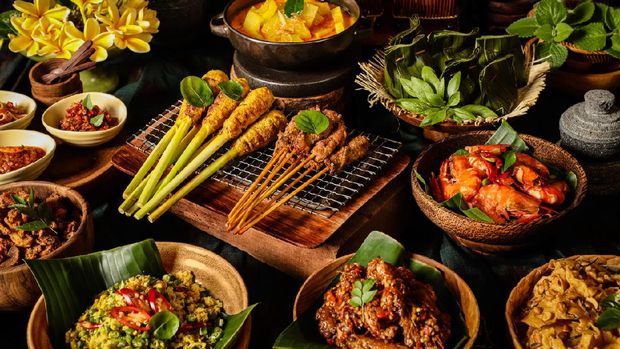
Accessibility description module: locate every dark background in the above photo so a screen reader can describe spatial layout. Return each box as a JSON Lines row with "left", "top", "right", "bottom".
{"left": 1, "top": 0, "right": 619, "bottom": 348}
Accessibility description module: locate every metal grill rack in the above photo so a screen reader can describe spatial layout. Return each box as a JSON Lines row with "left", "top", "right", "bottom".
{"left": 127, "top": 101, "right": 402, "bottom": 218}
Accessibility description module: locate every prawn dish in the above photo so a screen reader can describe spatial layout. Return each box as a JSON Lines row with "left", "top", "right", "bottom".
{"left": 429, "top": 144, "right": 571, "bottom": 224}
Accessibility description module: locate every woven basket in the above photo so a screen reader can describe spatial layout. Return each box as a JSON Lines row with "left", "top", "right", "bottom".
{"left": 355, "top": 39, "right": 548, "bottom": 136}
{"left": 505, "top": 255, "right": 620, "bottom": 349}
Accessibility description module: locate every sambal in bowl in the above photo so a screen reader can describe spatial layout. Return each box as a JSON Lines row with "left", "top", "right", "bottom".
{"left": 0, "top": 90, "right": 37, "bottom": 131}
{"left": 0, "top": 129, "right": 56, "bottom": 185}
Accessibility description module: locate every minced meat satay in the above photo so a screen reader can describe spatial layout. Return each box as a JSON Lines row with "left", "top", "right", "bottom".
{"left": 307, "top": 111, "right": 347, "bottom": 168}
{"left": 275, "top": 107, "right": 337, "bottom": 157}
{"left": 327, "top": 135, "right": 370, "bottom": 175}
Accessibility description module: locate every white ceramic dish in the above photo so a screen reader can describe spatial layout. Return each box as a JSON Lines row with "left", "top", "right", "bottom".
{"left": 42, "top": 92, "right": 127, "bottom": 147}
{"left": 0, "top": 91, "right": 37, "bottom": 130}
{"left": 0, "top": 130, "right": 56, "bottom": 185}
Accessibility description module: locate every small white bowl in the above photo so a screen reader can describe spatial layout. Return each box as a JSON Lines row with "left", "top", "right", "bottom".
{"left": 42, "top": 92, "right": 127, "bottom": 147}
{"left": 0, "top": 91, "right": 37, "bottom": 130}
{"left": 0, "top": 130, "right": 56, "bottom": 185}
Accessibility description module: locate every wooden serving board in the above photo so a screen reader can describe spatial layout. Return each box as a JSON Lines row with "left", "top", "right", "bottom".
{"left": 112, "top": 146, "right": 410, "bottom": 278}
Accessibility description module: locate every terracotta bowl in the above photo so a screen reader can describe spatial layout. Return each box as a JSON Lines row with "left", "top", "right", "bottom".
{"left": 411, "top": 131, "right": 588, "bottom": 254}
{"left": 0, "top": 181, "right": 93, "bottom": 311}
{"left": 505, "top": 255, "right": 620, "bottom": 348}
{"left": 294, "top": 253, "right": 480, "bottom": 349}
{"left": 29, "top": 58, "right": 83, "bottom": 106}
{"left": 27, "top": 241, "right": 251, "bottom": 349}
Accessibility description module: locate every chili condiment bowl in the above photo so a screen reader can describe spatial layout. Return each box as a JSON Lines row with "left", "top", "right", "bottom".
{"left": 0, "top": 181, "right": 93, "bottom": 311}
{"left": 0, "top": 91, "right": 37, "bottom": 131}
{"left": 42, "top": 92, "right": 127, "bottom": 148}
{"left": 0, "top": 130, "right": 56, "bottom": 185}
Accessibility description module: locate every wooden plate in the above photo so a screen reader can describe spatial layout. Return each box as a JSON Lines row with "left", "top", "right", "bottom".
{"left": 26, "top": 241, "right": 251, "bottom": 349}
{"left": 294, "top": 253, "right": 480, "bottom": 348}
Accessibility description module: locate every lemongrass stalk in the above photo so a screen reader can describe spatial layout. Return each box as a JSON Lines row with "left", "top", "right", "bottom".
{"left": 139, "top": 118, "right": 192, "bottom": 204}
{"left": 157, "top": 127, "right": 210, "bottom": 191}
{"left": 147, "top": 149, "right": 238, "bottom": 222}
{"left": 122, "top": 126, "right": 177, "bottom": 197}
{"left": 133, "top": 133, "right": 230, "bottom": 219}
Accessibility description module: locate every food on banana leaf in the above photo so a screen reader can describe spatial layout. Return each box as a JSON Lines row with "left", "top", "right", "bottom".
{"left": 519, "top": 259, "right": 620, "bottom": 349}
{"left": 0, "top": 145, "right": 46, "bottom": 174}
{"left": 385, "top": 17, "right": 529, "bottom": 126}
{"left": 316, "top": 257, "right": 452, "bottom": 348}
{"left": 231, "top": 0, "right": 356, "bottom": 42}
{"left": 0, "top": 189, "right": 80, "bottom": 269}
{"left": 0, "top": 101, "right": 26, "bottom": 126}
{"left": 66, "top": 271, "right": 226, "bottom": 349}
{"left": 417, "top": 122, "right": 575, "bottom": 224}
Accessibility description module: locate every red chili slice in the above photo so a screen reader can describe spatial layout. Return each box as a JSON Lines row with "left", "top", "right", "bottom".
{"left": 179, "top": 321, "right": 211, "bottom": 333}
{"left": 147, "top": 288, "right": 172, "bottom": 313}
{"left": 110, "top": 306, "right": 151, "bottom": 332}
{"left": 78, "top": 321, "right": 102, "bottom": 330}
{"left": 116, "top": 288, "right": 151, "bottom": 313}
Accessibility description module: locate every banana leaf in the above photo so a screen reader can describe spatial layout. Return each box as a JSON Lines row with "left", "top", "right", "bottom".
{"left": 384, "top": 17, "right": 427, "bottom": 99}
{"left": 426, "top": 28, "right": 480, "bottom": 72}
{"left": 478, "top": 54, "right": 518, "bottom": 115}
{"left": 26, "top": 239, "right": 254, "bottom": 349}
{"left": 475, "top": 34, "right": 527, "bottom": 86}
{"left": 485, "top": 120, "right": 529, "bottom": 153}
{"left": 273, "top": 231, "right": 469, "bottom": 349}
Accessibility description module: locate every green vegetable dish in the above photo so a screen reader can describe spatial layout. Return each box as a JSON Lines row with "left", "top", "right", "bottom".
{"left": 66, "top": 271, "right": 225, "bottom": 349}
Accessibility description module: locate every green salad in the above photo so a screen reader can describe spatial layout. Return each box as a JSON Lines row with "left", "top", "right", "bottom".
{"left": 66, "top": 271, "right": 225, "bottom": 349}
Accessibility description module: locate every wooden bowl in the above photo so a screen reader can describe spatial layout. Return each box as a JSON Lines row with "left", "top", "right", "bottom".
{"left": 27, "top": 241, "right": 251, "bottom": 349}
{"left": 505, "top": 255, "right": 620, "bottom": 348}
{"left": 0, "top": 130, "right": 56, "bottom": 185}
{"left": 411, "top": 131, "right": 588, "bottom": 254}
{"left": 29, "top": 59, "right": 83, "bottom": 106}
{"left": 0, "top": 181, "right": 93, "bottom": 311}
{"left": 294, "top": 253, "right": 480, "bottom": 348}
{"left": 0, "top": 90, "right": 37, "bottom": 130}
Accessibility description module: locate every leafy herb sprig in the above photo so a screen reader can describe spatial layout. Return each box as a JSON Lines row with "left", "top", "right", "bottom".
{"left": 295, "top": 110, "right": 329, "bottom": 134}
{"left": 180, "top": 76, "right": 214, "bottom": 107}
{"left": 149, "top": 310, "right": 180, "bottom": 340}
{"left": 81, "top": 94, "right": 105, "bottom": 127}
{"left": 218, "top": 80, "right": 244, "bottom": 101}
{"left": 284, "top": 0, "right": 304, "bottom": 18}
{"left": 8, "top": 188, "right": 58, "bottom": 234}
{"left": 596, "top": 293, "right": 620, "bottom": 330}
{"left": 349, "top": 278, "right": 377, "bottom": 323}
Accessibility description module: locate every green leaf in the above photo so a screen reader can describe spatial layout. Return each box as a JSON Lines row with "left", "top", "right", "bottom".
{"left": 82, "top": 94, "right": 93, "bottom": 110}
{"left": 414, "top": 170, "right": 429, "bottom": 194}
{"left": 451, "top": 107, "right": 476, "bottom": 121}
{"left": 0, "top": 11, "right": 19, "bottom": 37}
{"left": 150, "top": 311, "right": 180, "bottom": 340}
{"left": 535, "top": 0, "right": 567, "bottom": 26}
{"left": 486, "top": 120, "right": 529, "bottom": 152}
{"left": 218, "top": 80, "right": 244, "bottom": 101}
{"left": 453, "top": 149, "right": 469, "bottom": 156}
{"left": 605, "top": 6, "right": 620, "bottom": 31}
{"left": 441, "top": 193, "right": 494, "bottom": 223}
{"left": 501, "top": 150, "right": 517, "bottom": 172}
{"left": 462, "top": 207, "right": 495, "bottom": 224}
{"left": 284, "top": 0, "right": 304, "bottom": 18}
{"left": 295, "top": 110, "right": 330, "bottom": 134}
{"left": 11, "top": 193, "right": 26, "bottom": 206}
{"left": 348, "top": 231, "right": 404, "bottom": 267}
{"left": 596, "top": 308, "right": 620, "bottom": 330}
{"left": 214, "top": 304, "right": 257, "bottom": 349}
{"left": 362, "top": 289, "right": 377, "bottom": 304}
{"left": 460, "top": 104, "right": 498, "bottom": 119}
{"left": 180, "top": 76, "right": 214, "bottom": 107}
{"left": 553, "top": 22, "right": 573, "bottom": 42}
{"left": 611, "top": 35, "right": 620, "bottom": 52}
{"left": 419, "top": 107, "right": 448, "bottom": 127}
{"left": 16, "top": 220, "right": 49, "bottom": 231}
{"left": 401, "top": 76, "right": 434, "bottom": 99}
{"left": 425, "top": 93, "right": 446, "bottom": 107}
{"left": 567, "top": 1, "right": 595, "bottom": 25}
{"left": 447, "top": 92, "right": 461, "bottom": 107}
{"left": 447, "top": 71, "right": 461, "bottom": 97}
{"left": 565, "top": 170, "right": 577, "bottom": 190}
{"left": 28, "top": 188, "right": 34, "bottom": 207}
{"left": 362, "top": 279, "right": 375, "bottom": 293}
{"left": 608, "top": 48, "right": 620, "bottom": 59}
{"left": 571, "top": 22, "right": 607, "bottom": 51}
{"left": 421, "top": 66, "right": 442, "bottom": 93}
{"left": 536, "top": 41, "right": 568, "bottom": 68}
{"left": 534, "top": 24, "right": 555, "bottom": 41}
{"left": 396, "top": 98, "right": 431, "bottom": 114}
{"left": 506, "top": 17, "right": 539, "bottom": 38}
{"left": 475, "top": 34, "right": 527, "bottom": 86}
{"left": 601, "top": 293, "right": 620, "bottom": 310}
{"left": 89, "top": 114, "right": 104, "bottom": 127}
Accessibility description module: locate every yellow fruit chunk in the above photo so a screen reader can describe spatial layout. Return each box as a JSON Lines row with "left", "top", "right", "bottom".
{"left": 255, "top": 0, "right": 277, "bottom": 20}
{"left": 243, "top": 9, "right": 264, "bottom": 38}
{"left": 300, "top": 3, "right": 319, "bottom": 27}
{"left": 331, "top": 6, "right": 345, "bottom": 33}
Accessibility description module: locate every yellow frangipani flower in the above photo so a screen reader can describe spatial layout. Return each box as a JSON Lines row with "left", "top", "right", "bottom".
{"left": 96, "top": 2, "right": 153, "bottom": 53}
{"left": 70, "top": 0, "right": 103, "bottom": 9}
{"left": 120, "top": 0, "right": 159, "bottom": 34}
{"left": 32, "top": 18, "right": 81, "bottom": 59}
{"left": 8, "top": 16, "right": 40, "bottom": 57}
{"left": 65, "top": 18, "right": 114, "bottom": 62}
{"left": 13, "top": 0, "right": 70, "bottom": 30}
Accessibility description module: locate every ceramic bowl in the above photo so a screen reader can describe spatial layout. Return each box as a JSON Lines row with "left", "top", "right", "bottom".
{"left": 0, "top": 130, "right": 56, "bottom": 185}
{"left": 0, "top": 91, "right": 37, "bottom": 130}
{"left": 0, "top": 181, "right": 93, "bottom": 311}
{"left": 505, "top": 255, "right": 620, "bottom": 348}
{"left": 42, "top": 92, "right": 127, "bottom": 147}
{"left": 411, "top": 131, "right": 588, "bottom": 254}
{"left": 27, "top": 241, "right": 251, "bottom": 349}
{"left": 294, "top": 253, "right": 480, "bottom": 349}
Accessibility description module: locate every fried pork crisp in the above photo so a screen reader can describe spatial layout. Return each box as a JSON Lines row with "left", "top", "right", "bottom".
{"left": 316, "top": 258, "right": 451, "bottom": 349}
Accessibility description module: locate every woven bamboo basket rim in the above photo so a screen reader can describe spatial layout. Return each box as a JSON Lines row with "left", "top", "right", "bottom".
{"left": 355, "top": 39, "right": 549, "bottom": 133}
{"left": 505, "top": 255, "right": 620, "bottom": 349}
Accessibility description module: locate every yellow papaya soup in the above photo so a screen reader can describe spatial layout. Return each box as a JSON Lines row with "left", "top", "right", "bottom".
{"left": 231, "top": 0, "right": 357, "bottom": 42}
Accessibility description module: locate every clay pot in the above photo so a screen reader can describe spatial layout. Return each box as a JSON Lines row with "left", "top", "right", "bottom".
{"left": 29, "top": 59, "right": 83, "bottom": 106}
{"left": 0, "top": 181, "right": 94, "bottom": 311}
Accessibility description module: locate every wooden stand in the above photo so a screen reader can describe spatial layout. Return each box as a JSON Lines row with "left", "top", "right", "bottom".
{"left": 112, "top": 146, "right": 410, "bottom": 278}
